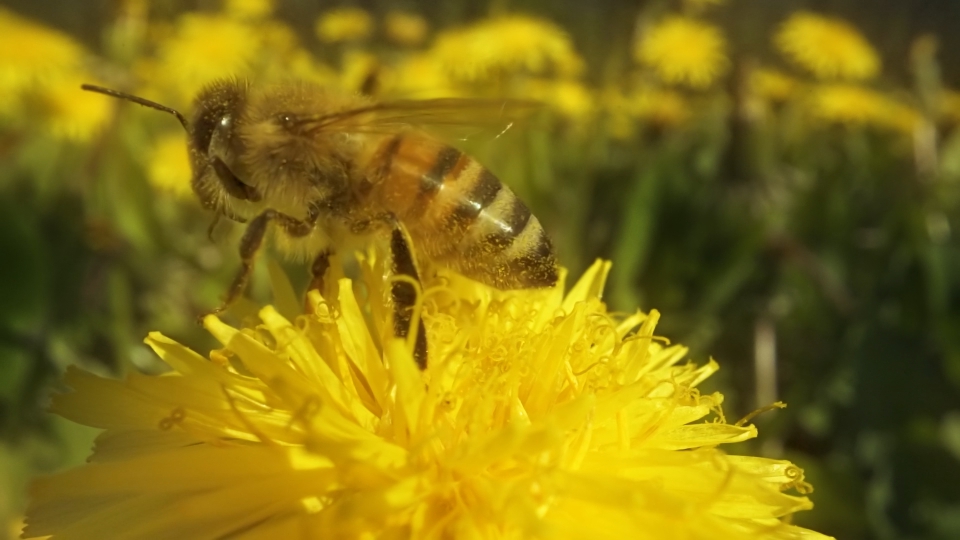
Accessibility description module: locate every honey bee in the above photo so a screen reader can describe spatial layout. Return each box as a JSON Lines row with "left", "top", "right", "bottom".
{"left": 82, "top": 79, "right": 559, "bottom": 367}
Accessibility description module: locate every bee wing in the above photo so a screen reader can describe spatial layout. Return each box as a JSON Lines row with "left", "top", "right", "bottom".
{"left": 294, "top": 98, "right": 540, "bottom": 140}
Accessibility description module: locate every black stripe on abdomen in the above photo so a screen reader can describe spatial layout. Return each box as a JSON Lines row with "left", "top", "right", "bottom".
{"left": 461, "top": 190, "right": 533, "bottom": 260}
{"left": 445, "top": 168, "right": 502, "bottom": 232}
{"left": 505, "top": 228, "right": 558, "bottom": 288}
{"left": 374, "top": 135, "right": 404, "bottom": 183}
{"left": 407, "top": 146, "right": 462, "bottom": 219}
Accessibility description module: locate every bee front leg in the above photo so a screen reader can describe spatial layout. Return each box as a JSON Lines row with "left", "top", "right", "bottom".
{"left": 307, "top": 250, "right": 333, "bottom": 294}
{"left": 204, "top": 211, "right": 274, "bottom": 318}
{"left": 389, "top": 224, "right": 428, "bottom": 370}
{"left": 204, "top": 208, "right": 316, "bottom": 319}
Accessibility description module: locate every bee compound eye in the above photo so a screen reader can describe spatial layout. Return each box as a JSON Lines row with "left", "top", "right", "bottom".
{"left": 212, "top": 115, "right": 233, "bottom": 146}
{"left": 277, "top": 113, "right": 294, "bottom": 127}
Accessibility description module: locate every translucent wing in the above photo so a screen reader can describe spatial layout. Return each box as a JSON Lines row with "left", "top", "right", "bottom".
{"left": 292, "top": 98, "right": 540, "bottom": 140}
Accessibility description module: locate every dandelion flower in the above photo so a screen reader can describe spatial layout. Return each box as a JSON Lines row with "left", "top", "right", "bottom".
{"left": 431, "top": 15, "right": 583, "bottom": 82}
{"left": 776, "top": 12, "right": 879, "bottom": 81}
{"left": 809, "top": 84, "right": 921, "bottom": 135}
{"left": 605, "top": 87, "right": 691, "bottom": 139}
{"left": 147, "top": 133, "right": 193, "bottom": 198}
{"left": 631, "top": 89, "right": 691, "bottom": 126}
{"left": 385, "top": 11, "right": 428, "bottom": 46}
{"left": 0, "top": 8, "right": 84, "bottom": 91}
{"left": 24, "top": 256, "right": 831, "bottom": 539}
{"left": 751, "top": 68, "right": 799, "bottom": 104}
{"left": 338, "top": 50, "right": 380, "bottom": 94}
{"left": 635, "top": 17, "right": 729, "bottom": 89}
{"left": 878, "top": 100, "right": 923, "bottom": 135}
{"left": 41, "top": 75, "right": 112, "bottom": 142}
{"left": 156, "top": 14, "right": 259, "bottom": 101}
{"left": 384, "top": 54, "right": 459, "bottom": 99}
{"left": 279, "top": 51, "right": 340, "bottom": 87}
{"left": 316, "top": 8, "right": 373, "bottom": 43}
{"left": 809, "top": 84, "right": 880, "bottom": 124}
{"left": 255, "top": 21, "right": 338, "bottom": 85}
{"left": 524, "top": 78, "right": 596, "bottom": 121}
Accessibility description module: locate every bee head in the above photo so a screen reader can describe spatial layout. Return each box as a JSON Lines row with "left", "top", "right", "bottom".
{"left": 81, "top": 80, "right": 260, "bottom": 206}
{"left": 188, "top": 79, "right": 249, "bottom": 175}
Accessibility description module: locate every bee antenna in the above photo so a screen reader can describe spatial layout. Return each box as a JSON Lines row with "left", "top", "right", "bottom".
{"left": 81, "top": 84, "right": 189, "bottom": 132}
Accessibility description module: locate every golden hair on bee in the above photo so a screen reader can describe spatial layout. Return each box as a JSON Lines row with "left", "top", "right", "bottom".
{"left": 82, "top": 78, "right": 558, "bottom": 368}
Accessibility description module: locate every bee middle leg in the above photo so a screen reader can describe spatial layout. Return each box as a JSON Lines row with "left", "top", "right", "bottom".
{"left": 206, "top": 208, "right": 318, "bottom": 318}
{"left": 389, "top": 224, "right": 428, "bottom": 370}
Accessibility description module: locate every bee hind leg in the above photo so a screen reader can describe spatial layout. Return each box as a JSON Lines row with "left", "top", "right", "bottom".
{"left": 389, "top": 224, "right": 428, "bottom": 370}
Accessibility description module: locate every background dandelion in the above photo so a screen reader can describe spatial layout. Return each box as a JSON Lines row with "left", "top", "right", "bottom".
{"left": 315, "top": 7, "right": 372, "bottom": 44}
{"left": 385, "top": 11, "right": 428, "bottom": 47}
{"left": 3, "top": 0, "right": 960, "bottom": 539}
{"left": 634, "top": 17, "right": 729, "bottom": 89}
{"left": 430, "top": 16, "right": 583, "bottom": 83}
{"left": 775, "top": 12, "right": 880, "bottom": 81}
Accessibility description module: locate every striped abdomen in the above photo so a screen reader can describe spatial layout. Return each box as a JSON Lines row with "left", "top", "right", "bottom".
{"left": 367, "top": 134, "right": 557, "bottom": 290}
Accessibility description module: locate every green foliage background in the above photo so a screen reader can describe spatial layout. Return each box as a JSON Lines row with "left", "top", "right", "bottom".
{"left": 3, "top": 1, "right": 960, "bottom": 539}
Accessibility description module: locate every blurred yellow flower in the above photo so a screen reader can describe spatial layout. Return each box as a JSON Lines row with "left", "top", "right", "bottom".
{"left": 156, "top": 14, "right": 259, "bottom": 101}
{"left": 41, "top": 75, "right": 112, "bottom": 142}
{"left": 776, "top": 12, "right": 879, "bottom": 81}
{"left": 633, "top": 89, "right": 691, "bottom": 127}
{"left": 316, "top": 7, "right": 373, "bottom": 43}
{"left": 147, "top": 133, "right": 193, "bottom": 197}
{"left": 636, "top": 88, "right": 690, "bottom": 125}
{"left": 224, "top": 0, "right": 274, "bottom": 19}
{"left": 23, "top": 259, "right": 831, "bottom": 539}
{"left": 0, "top": 8, "right": 85, "bottom": 91}
{"left": 751, "top": 68, "right": 799, "bottom": 103}
{"left": 878, "top": 100, "right": 923, "bottom": 135}
{"left": 385, "top": 54, "right": 458, "bottom": 99}
{"left": 431, "top": 15, "right": 583, "bottom": 82}
{"left": 385, "top": 11, "right": 428, "bottom": 46}
{"left": 254, "top": 21, "right": 338, "bottom": 85}
{"left": 809, "top": 84, "right": 921, "bottom": 135}
{"left": 259, "top": 19, "right": 298, "bottom": 53}
{"left": 635, "top": 17, "right": 729, "bottom": 89}
{"left": 525, "top": 78, "right": 595, "bottom": 121}
{"left": 284, "top": 51, "right": 340, "bottom": 87}
{"left": 338, "top": 50, "right": 380, "bottom": 93}
{"left": 810, "top": 85, "right": 877, "bottom": 124}
{"left": 605, "top": 87, "right": 691, "bottom": 139}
